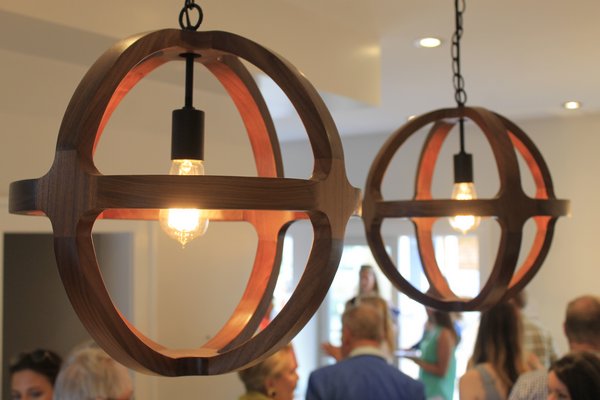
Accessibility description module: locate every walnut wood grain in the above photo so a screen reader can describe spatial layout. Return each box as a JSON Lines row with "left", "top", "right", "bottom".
{"left": 363, "top": 106, "right": 569, "bottom": 311}
{"left": 9, "top": 29, "right": 360, "bottom": 375}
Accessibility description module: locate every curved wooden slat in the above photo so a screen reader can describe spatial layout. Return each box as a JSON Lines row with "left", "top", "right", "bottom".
{"left": 414, "top": 121, "right": 454, "bottom": 200}
{"left": 204, "top": 54, "right": 283, "bottom": 178}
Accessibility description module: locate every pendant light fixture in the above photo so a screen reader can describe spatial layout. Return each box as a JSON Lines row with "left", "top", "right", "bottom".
{"left": 362, "top": 0, "right": 570, "bottom": 311}
{"left": 9, "top": 0, "right": 360, "bottom": 375}
{"left": 449, "top": 122, "right": 481, "bottom": 234}
{"left": 447, "top": 7, "right": 480, "bottom": 234}
{"left": 158, "top": 9, "right": 208, "bottom": 247}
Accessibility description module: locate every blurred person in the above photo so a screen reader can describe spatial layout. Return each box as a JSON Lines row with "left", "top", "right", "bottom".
{"left": 512, "top": 290, "right": 557, "bottom": 369}
{"left": 354, "top": 264, "right": 380, "bottom": 299}
{"left": 10, "top": 349, "right": 62, "bottom": 400}
{"left": 359, "top": 295, "right": 397, "bottom": 360}
{"left": 323, "top": 265, "right": 398, "bottom": 361}
{"left": 238, "top": 344, "right": 298, "bottom": 400}
{"left": 323, "top": 294, "right": 396, "bottom": 362}
{"left": 345, "top": 265, "right": 382, "bottom": 309}
{"left": 307, "top": 302, "right": 425, "bottom": 400}
{"left": 53, "top": 346, "right": 132, "bottom": 400}
{"left": 509, "top": 295, "right": 600, "bottom": 400}
{"left": 404, "top": 307, "right": 459, "bottom": 400}
{"left": 547, "top": 351, "right": 600, "bottom": 400}
{"left": 460, "top": 301, "right": 533, "bottom": 400}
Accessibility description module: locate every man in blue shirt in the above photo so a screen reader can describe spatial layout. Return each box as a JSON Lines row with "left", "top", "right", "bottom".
{"left": 306, "top": 302, "right": 425, "bottom": 400}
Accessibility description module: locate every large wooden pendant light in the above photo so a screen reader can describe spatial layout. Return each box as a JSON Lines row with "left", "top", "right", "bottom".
{"left": 9, "top": 1, "right": 360, "bottom": 375}
{"left": 362, "top": 0, "right": 569, "bottom": 311}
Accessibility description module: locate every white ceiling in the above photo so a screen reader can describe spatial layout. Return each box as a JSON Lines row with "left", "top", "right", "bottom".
{"left": 1, "top": 0, "right": 599, "bottom": 141}
{"left": 283, "top": 0, "right": 600, "bottom": 139}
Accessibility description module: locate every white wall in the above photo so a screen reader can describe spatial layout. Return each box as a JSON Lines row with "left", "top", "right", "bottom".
{"left": 515, "top": 113, "right": 600, "bottom": 354}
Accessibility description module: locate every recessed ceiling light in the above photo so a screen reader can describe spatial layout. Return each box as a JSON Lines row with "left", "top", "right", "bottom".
{"left": 563, "top": 101, "right": 581, "bottom": 110}
{"left": 416, "top": 37, "right": 442, "bottom": 48}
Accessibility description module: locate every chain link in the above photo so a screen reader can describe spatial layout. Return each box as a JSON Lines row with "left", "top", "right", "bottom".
{"left": 179, "top": 0, "right": 203, "bottom": 31}
{"left": 451, "top": 0, "right": 467, "bottom": 107}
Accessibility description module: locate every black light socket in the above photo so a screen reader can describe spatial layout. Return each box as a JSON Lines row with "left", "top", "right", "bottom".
{"left": 453, "top": 151, "right": 473, "bottom": 183}
{"left": 171, "top": 107, "right": 204, "bottom": 160}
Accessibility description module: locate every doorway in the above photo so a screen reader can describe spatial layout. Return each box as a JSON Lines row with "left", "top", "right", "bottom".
{"left": 2, "top": 232, "right": 133, "bottom": 399}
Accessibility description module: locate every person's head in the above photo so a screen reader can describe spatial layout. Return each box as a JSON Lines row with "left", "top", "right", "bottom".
{"left": 358, "top": 265, "right": 379, "bottom": 295}
{"left": 9, "top": 349, "right": 62, "bottom": 400}
{"left": 548, "top": 352, "right": 600, "bottom": 400}
{"left": 53, "top": 347, "right": 132, "bottom": 400}
{"left": 426, "top": 307, "right": 460, "bottom": 344}
{"left": 355, "top": 295, "right": 396, "bottom": 353}
{"left": 471, "top": 301, "right": 525, "bottom": 390}
{"left": 341, "top": 302, "right": 384, "bottom": 358}
{"left": 564, "top": 295, "right": 600, "bottom": 352}
{"left": 238, "top": 344, "right": 298, "bottom": 400}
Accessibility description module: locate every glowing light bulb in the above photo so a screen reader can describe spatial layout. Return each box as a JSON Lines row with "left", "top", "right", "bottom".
{"left": 159, "top": 159, "right": 209, "bottom": 247}
{"left": 449, "top": 181, "right": 480, "bottom": 234}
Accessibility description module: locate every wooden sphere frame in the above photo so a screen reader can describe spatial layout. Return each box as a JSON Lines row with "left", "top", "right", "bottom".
{"left": 362, "top": 107, "right": 569, "bottom": 311}
{"left": 9, "top": 29, "right": 360, "bottom": 375}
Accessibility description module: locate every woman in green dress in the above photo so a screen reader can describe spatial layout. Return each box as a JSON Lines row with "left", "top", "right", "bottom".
{"left": 408, "top": 308, "right": 459, "bottom": 400}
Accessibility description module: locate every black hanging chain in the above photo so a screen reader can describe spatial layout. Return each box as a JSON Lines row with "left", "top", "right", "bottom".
{"left": 179, "top": 0, "right": 203, "bottom": 31}
{"left": 452, "top": 0, "right": 467, "bottom": 107}
{"left": 451, "top": 0, "right": 467, "bottom": 153}
{"left": 177, "top": 0, "right": 202, "bottom": 105}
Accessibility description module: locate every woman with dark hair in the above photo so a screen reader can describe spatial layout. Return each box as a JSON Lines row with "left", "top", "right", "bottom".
{"left": 406, "top": 308, "right": 459, "bottom": 400}
{"left": 460, "top": 301, "right": 531, "bottom": 400}
{"left": 9, "top": 348, "right": 62, "bottom": 400}
{"left": 548, "top": 351, "right": 600, "bottom": 400}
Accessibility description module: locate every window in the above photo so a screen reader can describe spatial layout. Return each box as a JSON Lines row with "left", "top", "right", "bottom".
{"left": 272, "top": 237, "right": 295, "bottom": 315}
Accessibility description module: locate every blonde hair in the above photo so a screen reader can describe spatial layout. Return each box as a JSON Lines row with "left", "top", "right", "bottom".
{"left": 354, "top": 295, "right": 396, "bottom": 354}
{"left": 53, "top": 347, "right": 131, "bottom": 400}
{"left": 238, "top": 344, "right": 294, "bottom": 394}
{"left": 343, "top": 301, "right": 385, "bottom": 343}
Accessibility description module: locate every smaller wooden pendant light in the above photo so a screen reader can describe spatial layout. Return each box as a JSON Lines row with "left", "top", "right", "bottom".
{"left": 9, "top": 1, "right": 360, "bottom": 375}
{"left": 362, "top": 0, "right": 569, "bottom": 311}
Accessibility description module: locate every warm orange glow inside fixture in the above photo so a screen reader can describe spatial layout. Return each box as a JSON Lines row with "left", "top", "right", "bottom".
{"left": 362, "top": 0, "right": 570, "bottom": 311}
{"left": 8, "top": 0, "right": 360, "bottom": 376}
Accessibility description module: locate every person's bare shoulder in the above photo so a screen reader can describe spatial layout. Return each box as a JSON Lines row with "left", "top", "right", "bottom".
{"left": 459, "top": 368, "right": 484, "bottom": 400}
